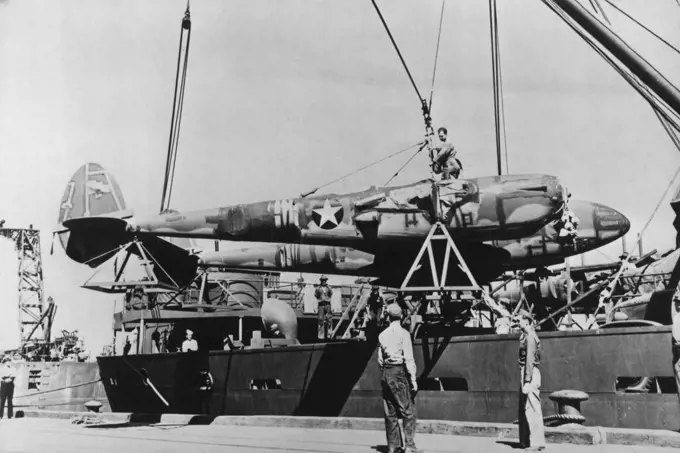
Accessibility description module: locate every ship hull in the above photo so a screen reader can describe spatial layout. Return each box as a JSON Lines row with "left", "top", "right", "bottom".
{"left": 11, "top": 361, "right": 108, "bottom": 412}
{"left": 97, "top": 326, "right": 678, "bottom": 430}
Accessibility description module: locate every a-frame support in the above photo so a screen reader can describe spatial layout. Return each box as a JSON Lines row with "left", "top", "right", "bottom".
{"left": 81, "top": 239, "right": 180, "bottom": 293}
{"left": 401, "top": 221, "right": 482, "bottom": 293}
{"left": 398, "top": 221, "right": 511, "bottom": 328}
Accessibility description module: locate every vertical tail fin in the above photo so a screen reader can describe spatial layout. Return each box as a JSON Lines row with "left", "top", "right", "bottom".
{"left": 57, "top": 163, "right": 130, "bottom": 267}
{"left": 58, "top": 162, "right": 127, "bottom": 225}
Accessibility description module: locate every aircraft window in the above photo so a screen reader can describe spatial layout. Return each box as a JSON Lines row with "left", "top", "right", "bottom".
{"left": 418, "top": 377, "right": 468, "bottom": 391}
{"left": 250, "top": 378, "right": 283, "bottom": 390}
{"left": 616, "top": 377, "right": 676, "bottom": 394}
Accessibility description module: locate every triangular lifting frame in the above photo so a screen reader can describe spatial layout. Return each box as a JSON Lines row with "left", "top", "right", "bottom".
{"left": 400, "top": 221, "right": 482, "bottom": 294}
{"left": 81, "top": 239, "right": 181, "bottom": 294}
{"left": 397, "top": 221, "right": 512, "bottom": 328}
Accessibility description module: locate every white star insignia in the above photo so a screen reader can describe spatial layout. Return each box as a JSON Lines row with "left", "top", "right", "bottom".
{"left": 314, "top": 199, "right": 342, "bottom": 228}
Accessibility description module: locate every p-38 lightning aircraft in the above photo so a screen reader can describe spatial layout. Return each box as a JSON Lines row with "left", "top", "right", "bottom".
{"left": 56, "top": 163, "right": 629, "bottom": 288}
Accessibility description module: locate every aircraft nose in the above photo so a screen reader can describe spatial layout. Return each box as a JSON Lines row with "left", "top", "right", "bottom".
{"left": 571, "top": 200, "right": 630, "bottom": 247}
{"left": 594, "top": 205, "right": 631, "bottom": 242}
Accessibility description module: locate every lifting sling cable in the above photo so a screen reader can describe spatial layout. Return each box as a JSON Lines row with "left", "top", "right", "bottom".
{"left": 498, "top": 47, "right": 510, "bottom": 175}
{"left": 160, "top": 3, "right": 192, "bottom": 213}
{"left": 167, "top": 30, "right": 191, "bottom": 210}
{"left": 384, "top": 142, "right": 429, "bottom": 186}
{"left": 543, "top": 0, "right": 680, "bottom": 133}
{"left": 488, "top": 0, "right": 506, "bottom": 176}
{"left": 299, "top": 141, "right": 424, "bottom": 197}
{"left": 369, "top": 0, "right": 431, "bottom": 131}
{"left": 428, "top": 0, "right": 446, "bottom": 112}
{"left": 602, "top": 0, "right": 680, "bottom": 58}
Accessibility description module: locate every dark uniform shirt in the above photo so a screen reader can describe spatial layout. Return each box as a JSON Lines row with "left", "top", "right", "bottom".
{"left": 315, "top": 285, "right": 333, "bottom": 303}
{"left": 368, "top": 293, "right": 384, "bottom": 312}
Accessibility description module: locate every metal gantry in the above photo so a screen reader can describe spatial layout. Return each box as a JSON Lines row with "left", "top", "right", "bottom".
{"left": 0, "top": 227, "right": 47, "bottom": 346}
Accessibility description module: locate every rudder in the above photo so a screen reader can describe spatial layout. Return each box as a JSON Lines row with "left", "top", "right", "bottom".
{"left": 57, "top": 163, "right": 131, "bottom": 267}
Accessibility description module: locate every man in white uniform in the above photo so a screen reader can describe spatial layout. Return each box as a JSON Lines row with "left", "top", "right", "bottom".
{"left": 182, "top": 329, "right": 198, "bottom": 352}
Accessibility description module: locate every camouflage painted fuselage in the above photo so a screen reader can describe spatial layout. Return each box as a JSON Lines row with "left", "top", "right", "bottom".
{"left": 198, "top": 200, "right": 629, "bottom": 282}
{"left": 128, "top": 175, "right": 565, "bottom": 252}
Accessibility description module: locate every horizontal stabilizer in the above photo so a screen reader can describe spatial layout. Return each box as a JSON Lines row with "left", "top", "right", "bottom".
{"left": 63, "top": 216, "right": 130, "bottom": 233}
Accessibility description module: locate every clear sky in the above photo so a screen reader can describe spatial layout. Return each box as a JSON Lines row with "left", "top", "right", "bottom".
{"left": 1, "top": 0, "right": 680, "bottom": 355}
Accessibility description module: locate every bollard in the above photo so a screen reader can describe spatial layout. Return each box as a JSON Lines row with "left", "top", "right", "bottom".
{"left": 544, "top": 390, "right": 589, "bottom": 427}
{"left": 84, "top": 400, "right": 103, "bottom": 413}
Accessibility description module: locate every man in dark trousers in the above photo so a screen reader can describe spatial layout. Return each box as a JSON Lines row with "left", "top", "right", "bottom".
{"left": 315, "top": 275, "right": 333, "bottom": 340}
{"left": 514, "top": 309, "right": 545, "bottom": 451}
{"left": 0, "top": 356, "right": 16, "bottom": 419}
{"left": 378, "top": 304, "right": 420, "bottom": 453}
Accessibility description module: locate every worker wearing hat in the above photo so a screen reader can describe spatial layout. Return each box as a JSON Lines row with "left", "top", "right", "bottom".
{"left": 182, "top": 328, "right": 198, "bottom": 352}
{"left": 315, "top": 275, "right": 334, "bottom": 340}
{"left": 513, "top": 309, "right": 545, "bottom": 451}
{"left": 0, "top": 355, "right": 16, "bottom": 419}
{"left": 378, "top": 304, "right": 420, "bottom": 453}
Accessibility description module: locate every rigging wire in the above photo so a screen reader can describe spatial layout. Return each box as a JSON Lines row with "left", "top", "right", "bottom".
{"left": 384, "top": 142, "right": 429, "bottom": 186}
{"left": 656, "top": 108, "right": 680, "bottom": 151}
{"left": 543, "top": 0, "right": 680, "bottom": 133}
{"left": 428, "top": 0, "right": 447, "bottom": 111}
{"left": 588, "top": 0, "right": 611, "bottom": 25}
{"left": 498, "top": 51, "right": 510, "bottom": 175}
{"left": 300, "top": 141, "right": 424, "bottom": 197}
{"left": 493, "top": 0, "right": 510, "bottom": 175}
{"left": 168, "top": 27, "right": 192, "bottom": 210}
{"left": 602, "top": 0, "right": 680, "bottom": 58}
{"left": 160, "top": 4, "right": 192, "bottom": 213}
{"left": 555, "top": 1, "right": 680, "bottom": 323}
{"left": 488, "top": 0, "right": 504, "bottom": 175}
{"left": 369, "top": 0, "right": 425, "bottom": 105}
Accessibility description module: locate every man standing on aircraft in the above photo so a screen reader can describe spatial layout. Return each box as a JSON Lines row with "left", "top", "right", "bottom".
{"left": 315, "top": 275, "right": 333, "bottom": 340}
{"left": 378, "top": 304, "right": 420, "bottom": 453}
{"left": 671, "top": 290, "right": 680, "bottom": 405}
{"left": 514, "top": 309, "right": 545, "bottom": 451}
{"left": 430, "top": 126, "right": 460, "bottom": 180}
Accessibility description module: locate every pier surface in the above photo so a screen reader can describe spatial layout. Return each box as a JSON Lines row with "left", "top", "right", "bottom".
{"left": 0, "top": 418, "right": 672, "bottom": 452}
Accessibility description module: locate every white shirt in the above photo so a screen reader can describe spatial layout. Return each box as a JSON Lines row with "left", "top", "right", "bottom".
{"left": 378, "top": 321, "right": 417, "bottom": 387}
{"left": 672, "top": 312, "right": 680, "bottom": 343}
{"left": 1, "top": 364, "right": 16, "bottom": 381}
{"left": 182, "top": 339, "right": 198, "bottom": 352}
